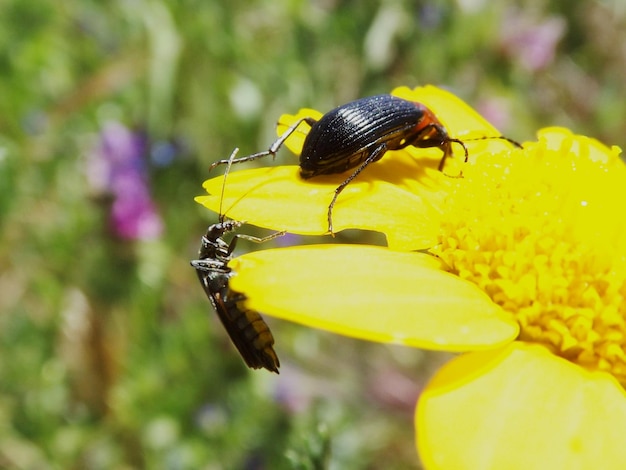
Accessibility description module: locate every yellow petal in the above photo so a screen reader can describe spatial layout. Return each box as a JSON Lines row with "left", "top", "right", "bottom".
{"left": 537, "top": 126, "right": 623, "bottom": 166}
{"left": 196, "top": 163, "right": 445, "bottom": 251}
{"left": 228, "top": 245, "right": 519, "bottom": 350}
{"left": 391, "top": 85, "right": 501, "bottom": 139}
{"left": 417, "top": 342, "right": 626, "bottom": 469}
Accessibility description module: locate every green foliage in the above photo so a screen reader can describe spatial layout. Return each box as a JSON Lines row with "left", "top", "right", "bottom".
{"left": 0, "top": 0, "right": 624, "bottom": 467}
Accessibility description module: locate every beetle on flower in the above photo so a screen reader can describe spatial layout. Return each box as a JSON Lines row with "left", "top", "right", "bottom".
{"left": 211, "top": 92, "right": 519, "bottom": 235}
{"left": 197, "top": 86, "right": 626, "bottom": 469}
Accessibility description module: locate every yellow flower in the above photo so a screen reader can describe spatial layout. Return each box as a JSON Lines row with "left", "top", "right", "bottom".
{"left": 196, "top": 86, "right": 626, "bottom": 469}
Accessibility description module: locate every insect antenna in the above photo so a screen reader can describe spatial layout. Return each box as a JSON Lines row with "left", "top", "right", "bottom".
{"left": 217, "top": 147, "right": 240, "bottom": 224}
{"left": 462, "top": 135, "right": 523, "bottom": 148}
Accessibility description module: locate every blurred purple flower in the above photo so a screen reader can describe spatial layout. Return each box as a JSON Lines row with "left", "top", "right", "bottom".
{"left": 365, "top": 368, "right": 422, "bottom": 413}
{"left": 500, "top": 12, "right": 566, "bottom": 72}
{"left": 87, "top": 121, "right": 164, "bottom": 240}
{"left": 194, "top": 403, "right": 227, "bottom": 433}
{"left": 150, "top": 140, "right": 180, "bottom": 167}
{"left": 417, "top": 4, "right": 444, "bottom": 30}
{"left": 475, "top": 96, "right": 513, "bottom": 131}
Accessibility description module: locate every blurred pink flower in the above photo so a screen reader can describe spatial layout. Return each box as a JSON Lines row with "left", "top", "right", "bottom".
{"left": 500, "top": 11, "right": 566, "bottom": 72}
{"left": 87, "top": 122, "right": 164, "bottom": 240}
{"left": 475, "top": 96, "right": 513, "bottom": 131}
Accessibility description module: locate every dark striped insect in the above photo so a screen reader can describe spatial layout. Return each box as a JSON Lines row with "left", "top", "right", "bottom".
{"left": 211, "top": 94, "right": 521, "bottom": 234}
{"left": 191, "top": 219, "right": 282, "bottom": 373}
{"left": 192, "top": 147, "right": 283, "bottom": 373}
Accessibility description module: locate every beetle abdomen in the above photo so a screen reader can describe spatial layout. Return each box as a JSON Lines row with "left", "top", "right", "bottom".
{"left": 228, "top": 292, "right": 280, "bottom": 371}
{"left": 192, "top": 221, "right": 281, "bottom": 373}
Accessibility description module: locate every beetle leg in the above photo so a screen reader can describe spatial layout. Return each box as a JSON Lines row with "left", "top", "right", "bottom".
{"left": 209, "top": 117, "right": 318, "bottom": 171}
{"left": 326, "top": 143, "right": 388, "bottom": 236}
{"left": 437, "top": 138, "right": 468, "bottom": 172}
{"left": 233, "top": 231, "right": 286, "bottom": 245}
{"left": 225, "top": 230, "right": 286, "bottom": 256}
{"left": 190, "top": 258, "right": 229, "bottom": 272}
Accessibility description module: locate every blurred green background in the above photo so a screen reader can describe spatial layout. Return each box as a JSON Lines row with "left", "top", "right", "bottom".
{"left": 1, "top": 1, "right": 624, "bottom": 468}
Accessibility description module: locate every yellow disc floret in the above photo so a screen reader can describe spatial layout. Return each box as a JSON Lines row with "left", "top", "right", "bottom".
{"left": 432, "top": 127, "right": 626, "bottom": 383}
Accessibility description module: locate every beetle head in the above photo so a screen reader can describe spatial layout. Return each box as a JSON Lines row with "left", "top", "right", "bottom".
{"left": 408, "top": 103, "right": 468, "bottom": 168}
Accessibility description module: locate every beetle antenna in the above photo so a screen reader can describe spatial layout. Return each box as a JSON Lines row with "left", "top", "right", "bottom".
{"left": 218, "top": 147, "right": 239, "bottom": 223}
{"left": 463, "top": 135, "right": 523, "bottom": 148}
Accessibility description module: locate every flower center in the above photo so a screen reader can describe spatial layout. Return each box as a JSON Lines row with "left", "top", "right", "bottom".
{"left": 432, "top": 131, "right": 626, "bottom": 384}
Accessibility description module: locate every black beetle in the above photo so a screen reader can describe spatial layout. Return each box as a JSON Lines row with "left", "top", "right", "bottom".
{"left": 192, "top": 148, "right": 284, "bottom": 373}
{"left": 211, "top": 94, "right": 521, "bottom": 234}
{"left": 190, "top": 219, "right": 282, "bottom": 373}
